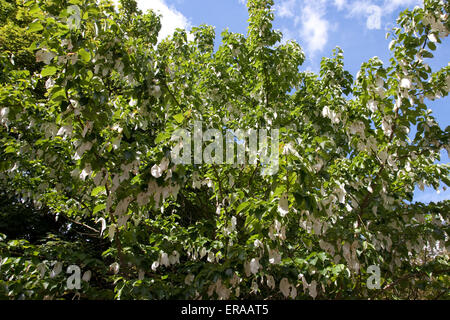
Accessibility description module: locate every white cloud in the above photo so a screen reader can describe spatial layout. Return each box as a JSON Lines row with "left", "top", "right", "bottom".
{"left": 350, "top": 1, "right": 380, "bottom": 29}
{"left": 276, "top": 0, "right": 297, "bottom": 18}
{"left": 349, "top": 0, "right": 421, "bottom": 30}
{"left": 300, "top": 2, "right": 329, "bottom": 55}
{"left": 334, "top": 0, "right": 347, "bottom": 11}
{"left": 366, "top": 5, "right": 382, "bottom": 29}
{"left": 113, "top": 0, "right": 191, "bottom": 41}
{"left": 136, "top": 0, "right": 191, "bottom": 40}
{"left": 280, "top": 27, "right": 296, "bottom": 45}
{"left": 274, "top": 1, "right": 330, "bottom": 55}
{"left": 383, "top": 0, "right": 422, "bottom": 13}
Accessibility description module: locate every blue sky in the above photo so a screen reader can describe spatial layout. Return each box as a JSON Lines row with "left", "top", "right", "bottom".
{"left": 130, "top": 0, "right": 449, "bottom": 203}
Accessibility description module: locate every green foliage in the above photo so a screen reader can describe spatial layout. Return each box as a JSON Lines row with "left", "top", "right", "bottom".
{"left": 0, "top": 0, "right": 39, "bottom": 72}
{"left": 0, "top": 0, "right": 449, "bottom": 300}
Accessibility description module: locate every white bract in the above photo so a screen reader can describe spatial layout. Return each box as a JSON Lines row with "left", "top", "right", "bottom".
{"left": 400, "top": 78, "right": 412, "bottom": 89}
{"left": 36, "top": 49, "right": 56, "bottom": 64}
{"left": 278, "top": 193, "right": 289, "bottom": 217}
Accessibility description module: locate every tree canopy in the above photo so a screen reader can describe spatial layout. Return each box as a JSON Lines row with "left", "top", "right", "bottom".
{"left": 0, "top": 0, "right": 449, "bottom": 300}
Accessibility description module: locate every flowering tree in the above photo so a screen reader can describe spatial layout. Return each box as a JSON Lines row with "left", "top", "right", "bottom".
{"left": 0, "top": 0, "right": 449, "bottom": 299}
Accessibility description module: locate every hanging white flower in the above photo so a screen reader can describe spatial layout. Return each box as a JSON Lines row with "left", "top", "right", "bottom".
{"left": 96, "top": 218, "right": 106, "bottom": 236}
{"left": 335, "top": 183, "right": 346, "bottom": 204}
{"left": 405, "top": 161, "right": 411, "bottom": 172}
{"left": 149, "top": 85, "right": 162, "bottom": 98}
{"left": 281, "top": 225, "right": 286, "bottom": 241}
{"left": 282, "top": 142, "right": 300, "bottom": 157}
{"left": 151, "top": 164, "right": 163, "bottom": 178}
{"left": 254, "top": 239, "right": 263, "bottom": 249}
{"left": 108, "top": 224, "right": 116, "bottom": 241}
{"left": 111, "top": 136, "right": 121, "bottom": 150}
{"left": 136, "top": 192, "right": 150, "bottom": 206}
{"left": 290, "top": 285, "right": 297, "bottom": 299}
{"left": 376, "top": 76, "right": 384, "bottom": 88}
{"left": 216, "top": 280, "right": 231, "bottom": 299}
{"left": 229, "top": 175, "right": 235, "bottom": 187}
{"left": 308, "top": 280, "right": 317, "bottom": 299}
{"left": 36, "top": 263, "right": 46, "bottom": 278}
{"left": 378, "top": 149, "right": 388, "bottom": 163}
{"left": 266, "top": 275, "right": 275, "bottom": 289}
{"left": 231, "top": 46, "right": 241, "bottom": 56}
{"left": 45, "top": 77, "right": 55, "bottom": 90}
{"left": 207, "top": 251, "right": 215, "bottom": 263}
{"left": 231, "top": 216, "right": 237, "bottom": 231}
{"left": 279, "top": 278, "right": 291, "bottom": 298}
{"left": 160, "top": 252, "right": 169, "bottom": 267}
{"left": 50, "top": 262, "right": 63, "bottom": 278}
{"left": 110, "top": 262, "right": 119, "bottom": 274}
{"left": 249, "top": 258, "right": 260, "bottom": 274}
{"left": 204, "top": 178, "right": 214, "bottom": 188}
{"left": 368, "top": 100, "right": 378, "bottom": 113}
{"left": 185, "top": 274, "right": 195, "bottom": 285}
{"left": 36, "top": 49, "right": 56, "bottom": 64}
{"left": 244, "top": 261, "right": 251, "bottom": 277}
{"left": 207, "top": 283, "right": 215, "bottom": 297}
{"left": 200, "top": 247, "right": 207, "bottom": 259}
{"left": 68, "top": 53, "right": 78, "bottom": 65}
{"left": 381, "top": 118, "right": 392, "bottom": 136}
{"left": 192, "top": 171, "right": 202, "bottom": 189}
{"left": 80, "top": 166, "right": 92, "bottom": 181}
{"left": 117, "top": 214, "right": 130, "bottom": 228}
{"left": 268, "top": 247, "right": 281, "bottom": 264}
{"left": 114, "top": 197, "right": 131, "bottom": 217}
{"left": 427, "top": 33, "right": 437, "bottom": 43}
{"left": 74, "top": 141, "right": 93, "bottom": 160}
{"left": 169, "top": 250, "right": 180, "bottom": 265}
{"left": 57, "top": 125, "right": 73, "bottom": 137}
{"left": 278, "top": 193, "right": 289, "bottom": 217}
{"left": 322, "top": 106, "right": 330, "bottom": 118}
{"left": 81, "top": 121, "right": 93, "bottom": 138}
{"left": 250, "top": 280, "right": 259, "bottom": 294}
{"left": 159, "top": 157, "right": 170, "bottom": 171}
{"left": 313, "top": 157, "right": 324, "bottom": 172}
{"left": 0, "top": 107, "right": 9, "bottom": 119}
{"left": 129, "top": 98, "right": 138, "bottom": 107}
{"left": 228, "top": 274, "right": 239, "bottom": 288}
{"left": 268, "top": 225, "right": 275, "bottom": 240}
{"left": 82, "top": 270, "right": 92, "bottom": 282}
{"left": 151, "top": 261, "right": 159, "bottom": 271}
{"left": 400, "top": 78, "right": 412, "bottom": 89}
{"left": 313, "top": 219, "right": 322, "bottom": 235}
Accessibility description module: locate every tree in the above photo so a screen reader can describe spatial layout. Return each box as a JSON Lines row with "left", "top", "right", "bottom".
{"left": 0, "top": 0, "right": 449, "bottom": 299}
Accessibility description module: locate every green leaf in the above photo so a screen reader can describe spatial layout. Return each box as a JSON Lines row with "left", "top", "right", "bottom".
{"left": 41, "top": 66, "right": 57, "bottom": 77}
{"left": 29, "top": 5, "right": 42, "bottom": 17}
{"left": 173, "top": 113, "right": 184, "bottom": 124}
{"left": 427, "top": 41, "right": 436, "bottom": 51}
{"left": 93, "top": 203, "right": 106, "bottom": 214}
{"left": 236, "top": 202, "right": 250, "bottom": 214}
{"left": 78, "top": 48, "right": 91, "bottom": 63}
{"left": 50, "top": 88, "right": 67, "bottom": 101}
{"left": 4, "top": 146, "right": 16, "bottom": 154}
{"left": 28, "top": 22, "right": 43, "bottom": 32}
{"left": 155, "top": 132, "right": 170, "bottom": 144}
{"left": 422, "top": 50, "right": 434, "bottom": 58}
{"left": 91, "top": 186, "right": 106, "bottom": 197}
